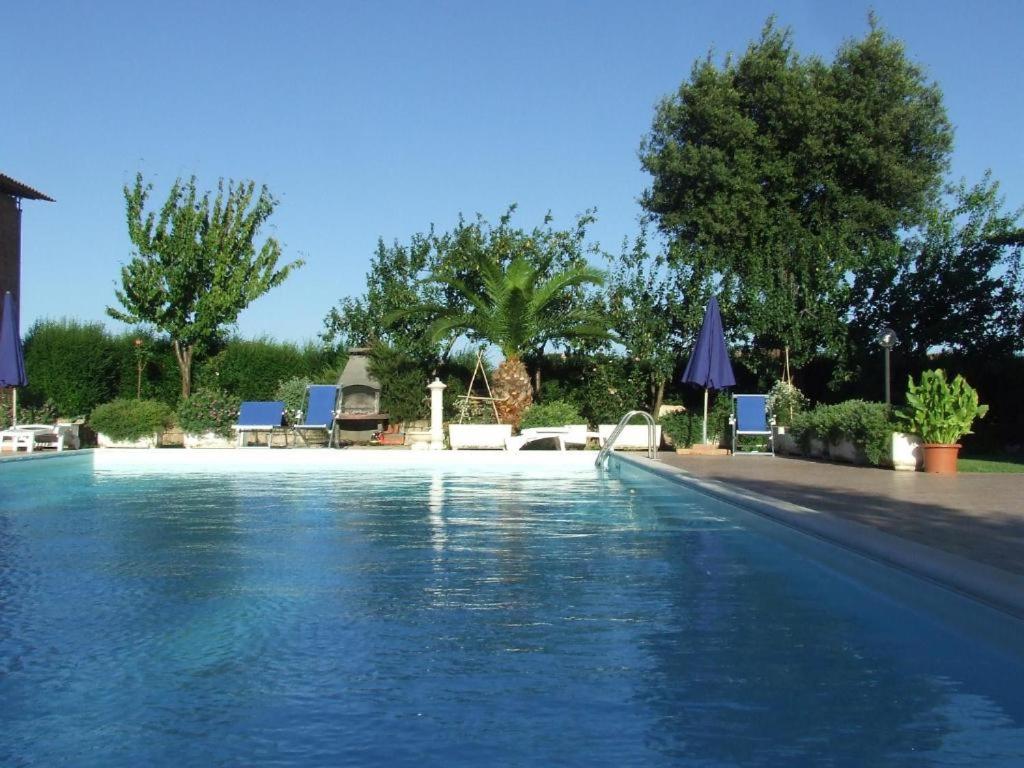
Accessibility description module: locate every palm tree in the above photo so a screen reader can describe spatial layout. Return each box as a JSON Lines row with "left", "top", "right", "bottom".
{"left": 426, "top": 252, "right": 607, "bottom": 428}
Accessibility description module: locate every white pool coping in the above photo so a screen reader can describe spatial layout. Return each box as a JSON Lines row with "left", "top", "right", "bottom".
{"left": 89, "top": 447, "right": 601, "bottom": 473}
{"left": 616, "top": 454, "right": 1024, "bottom": 622}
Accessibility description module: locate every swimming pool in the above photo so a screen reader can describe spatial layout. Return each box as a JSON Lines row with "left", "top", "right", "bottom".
{"left": 1, "top": 451, "right": 1022, "bottom": 766}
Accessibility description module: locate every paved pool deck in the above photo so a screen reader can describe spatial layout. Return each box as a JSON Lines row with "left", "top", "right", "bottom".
{"left": 657, "top": 452, "right": 1024, "bottom": 578}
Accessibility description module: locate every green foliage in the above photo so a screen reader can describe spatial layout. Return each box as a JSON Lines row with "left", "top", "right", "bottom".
{"left": 766, "top": 380, "right": 810, "bottom": 425}
{"left": 423, "top": 236, "right": 607, "bottom": 359}
{"left": 659, "top": 410, "right": 702, "bottom": 448}
{"left": 195, "top": 337, "right": 334, "bottom": 401}
{"left": 89, "top": 398, "right": 174, "bottom": 441}
{"left": 274, "top": 376, "right": 313, "bottom": 423}
{"left": 849, "top": 175, "right": 1024, "bottom": 363}
{"left": 367, "top": 344, "right": 430, "bottom": 425}
{"left": 640, "top": 18, "right": 953, "bottom": 376}
{"left": 896, "top": 369, "right": 988, "bottom": 445}
{"left": 791, "top": 400, "right": 893, "bottom": 465}
{"left": 109, "top": 332, "right": 181, "bottom": 406}
{"left": 604, "top": 225, "right": 710, "bottom": 414}
{"left": 708, "top": 391, "right": 734, "bottom": 443}
{"left": 519, "top": 400, "right": 583, "bottom": 431}
{"left": 570, "top": 355, "right": 648, "bottom": 425}
{"left": 109, "top": 173, "right": 304, "bottom": 396}
{"left": 176, "top": 388, "right": 240, "bottom": 438}
{"left": 22, "top": 319, "right": 119, "bottom": 417}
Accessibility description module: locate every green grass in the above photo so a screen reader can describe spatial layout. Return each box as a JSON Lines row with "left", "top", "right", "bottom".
{"left": 957, "top": 454, "right": 1024, "bottom": 473}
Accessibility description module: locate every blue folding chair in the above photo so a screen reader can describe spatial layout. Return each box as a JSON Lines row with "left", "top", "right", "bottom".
{"left": 730, "top": 394, "right": 775, "bottom": 455}
{"left": 233, "top": 401, "right": 286, "bottom": 447}
{"left": 294, "top": 385, "right": 339, "bottom": 447}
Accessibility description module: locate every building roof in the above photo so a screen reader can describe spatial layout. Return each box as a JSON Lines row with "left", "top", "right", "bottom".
{"left": 0, "top": 172, "right": 54, "bottom": 202}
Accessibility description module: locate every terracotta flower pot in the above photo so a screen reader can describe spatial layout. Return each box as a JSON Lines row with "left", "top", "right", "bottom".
{"left": 921, "top": 443, "right": 961, "bottom": 474}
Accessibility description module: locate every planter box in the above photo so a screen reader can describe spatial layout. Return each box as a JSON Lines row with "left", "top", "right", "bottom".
{"left": 598, "top": 424, "right": 662, "bottom": 450}
{"left": 184, "top": 431, "right": 235, "bottom": 449}
{"left": 773, "top": 427, "right": 798, "bottom": 455}
{"left": 828, "top": 438, "right": 868, "bottom": 465}
{"left": 891, "top": 432, "right": 923, "bottom": 472}
{"left": 448, "top": 423, "right": 512, "bottom": 450}
{"left": 97, "top": 431, "right": 162, "bottom": 449}
{"left": 807, "top": 437, "right": 827, "bottom": 458}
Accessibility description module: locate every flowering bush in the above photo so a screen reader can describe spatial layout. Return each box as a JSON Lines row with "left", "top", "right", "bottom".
{"left": 176, "top": 388, "right": 241, "bottom": 438}
{"left": 767, "top": 380, "right": 810, "bottom": 425}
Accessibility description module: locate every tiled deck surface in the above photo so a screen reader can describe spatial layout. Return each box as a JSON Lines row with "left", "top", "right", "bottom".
{"left": 657, "top": 452, "right": 1024, "bottom": 577}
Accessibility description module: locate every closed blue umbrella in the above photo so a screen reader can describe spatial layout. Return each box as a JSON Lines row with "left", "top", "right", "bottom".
{"left": 0, "top": 291, "right": 28, "bottom": 425}
{"left": 681, "top": 297, "right": 736, "bottom": 444}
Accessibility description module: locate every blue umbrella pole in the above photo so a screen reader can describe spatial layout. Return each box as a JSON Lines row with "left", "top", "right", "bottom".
{"left": 702, "top": 387, "right": 709, "bottom": 445}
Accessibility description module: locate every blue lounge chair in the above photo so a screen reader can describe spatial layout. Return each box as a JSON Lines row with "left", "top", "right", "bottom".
{"left": 233, "top": 401, "right": 286, "bottom": 447}
{"left": 730, "top": 394, "right": 775, "bottom": 455}
{"left": 294, "top": 385, "right": 339, "bottom": 447}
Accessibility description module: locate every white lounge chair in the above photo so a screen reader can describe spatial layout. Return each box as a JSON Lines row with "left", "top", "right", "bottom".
{"left": 505, "top": 425, "right": 602, "bottom": 451}
{"left": 0, "top": 424, "right": 65, "bottom": 453}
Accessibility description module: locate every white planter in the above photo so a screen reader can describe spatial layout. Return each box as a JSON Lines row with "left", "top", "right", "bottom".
{"left": 97, "top": 431, "right": 162, "bottom": 449}
{"left": 598, "top": 424, "right": 662, "bottom": 450}
{"left": 891, "top": 431, "right": 923, "bottom": 471}
{"left": 448, "top": 423, "right": 513, "bottom": 450}
{"left": 184, "top": 431, "right": 235, "bottom": 449}
{"left": 406, "top": 429, "right": 433, "bottom": 451}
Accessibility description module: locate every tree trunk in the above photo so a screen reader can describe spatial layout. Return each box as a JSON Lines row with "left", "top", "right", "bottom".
{"left": 173, "top": 340, "right": 194, "bottom": 398}
{"left": 492, "top": 355, "right": 533, "bottom": 429}
{"left": 652, "top": 380, "right": 665, "bottom": 419}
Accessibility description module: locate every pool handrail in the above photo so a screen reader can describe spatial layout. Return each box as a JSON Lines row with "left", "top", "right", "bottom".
{"left": 595, "top": 410, "right": 658, "bottom": 468}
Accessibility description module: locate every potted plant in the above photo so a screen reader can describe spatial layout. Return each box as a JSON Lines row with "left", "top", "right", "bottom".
{"left": 895, "top": 369, "right": 988, "bottom": 474}
{"left": 766, "top": 380, "right": 808, "bottom": 455}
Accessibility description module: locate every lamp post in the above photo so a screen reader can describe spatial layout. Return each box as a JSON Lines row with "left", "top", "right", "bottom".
{"left": 877, "top": 327, "right": 898, "bottom": 406}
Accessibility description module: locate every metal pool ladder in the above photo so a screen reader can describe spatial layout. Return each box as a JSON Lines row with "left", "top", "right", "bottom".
{"left": 595, "top": 410, "right": 658, "bottom": 468}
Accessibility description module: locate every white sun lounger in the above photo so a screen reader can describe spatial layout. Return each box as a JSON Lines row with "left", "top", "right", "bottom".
{"left": 0, "top": 424, "right": 66, "bottom": 453}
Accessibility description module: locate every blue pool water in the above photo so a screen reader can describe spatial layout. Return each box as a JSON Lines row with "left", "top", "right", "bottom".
{"left": 1, "top": 453, "right": 1023, "bottom": 766}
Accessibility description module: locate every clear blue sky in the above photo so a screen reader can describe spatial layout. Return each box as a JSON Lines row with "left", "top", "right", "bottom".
{"left": 5, "top": 0, "right": 1022, "bottom": 343}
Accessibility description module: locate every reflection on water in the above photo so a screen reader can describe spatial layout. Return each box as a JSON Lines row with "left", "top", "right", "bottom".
{"left": 0, "top": 461, "right": 1022, "bottom": 766}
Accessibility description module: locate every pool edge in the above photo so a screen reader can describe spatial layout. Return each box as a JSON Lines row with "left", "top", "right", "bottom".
{"left": 613, "top": 453, "right": 1024, "bottom": 622}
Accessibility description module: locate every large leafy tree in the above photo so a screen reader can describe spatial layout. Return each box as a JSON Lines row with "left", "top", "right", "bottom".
{"left": 109, "top": 173, "right": 303, "bottom": 397}
{"left": 849, "top": 175, "right": 1024, "bottom": 362}
{"left": 423, "top": 250, "right": 606, "bottom": 428}
{"left": 640, "top": 17, "right": 953, "bottom": 381}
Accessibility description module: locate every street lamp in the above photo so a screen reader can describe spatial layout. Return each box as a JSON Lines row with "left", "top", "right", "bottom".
{"left": 877, "top": 327, "right": 898, "bottom": 406}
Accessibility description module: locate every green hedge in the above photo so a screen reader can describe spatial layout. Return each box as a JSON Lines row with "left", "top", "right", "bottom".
{"left": 23, "top": 319, "right": 119, "bottom": 417}
{"left": 520, "top": 400, "right": 583, "bottom": 431}
{"left": 790, "top": 400, "right": 893, "bottom": 466}
{"left": 195, "top": 337, "right": 339, "bottom": 401}
{"left": 89, "top": 398, "right": 174, "bottom": 441}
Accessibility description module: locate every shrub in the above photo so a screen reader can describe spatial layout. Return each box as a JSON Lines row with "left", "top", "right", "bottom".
{"left": 659, "top": 410, "right": 702, "bottom": 448}
{"left": 573, "top": 355, "right": 647, "bottom": 425}
{"left": 791, "top": 400, "right": 893, "bottom": 465}
{"left": 519, "top": 400, "right": 583, "bottom": 431}
{"left": 22, "top": 319, "right": 119, "bottom": 417}
{"left": 766, "top": 380, "right": 810, "bottom": 425}
{"left": 89, "top": 399, "right": 174, "bottom": 442}
{"left": 368, "top": 345, "right": 430, "bottom": 424}
{"left": 274, "top": 376, "right": 313, "bottom": 424}
{"left": 176, "top": 388, "right": 241, "bottom": 438}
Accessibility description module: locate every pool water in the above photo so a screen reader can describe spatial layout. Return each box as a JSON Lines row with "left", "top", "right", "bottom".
{"left": 1, "top": 453, "right": 1022, "bottom": 766}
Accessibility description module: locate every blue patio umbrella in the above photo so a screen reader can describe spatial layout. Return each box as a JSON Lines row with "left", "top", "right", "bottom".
{"left": 681, "top": 297, "right": 736, "bottom": 444}
{"left": 0, "top": 291, "right": 28, "bottom": 426}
